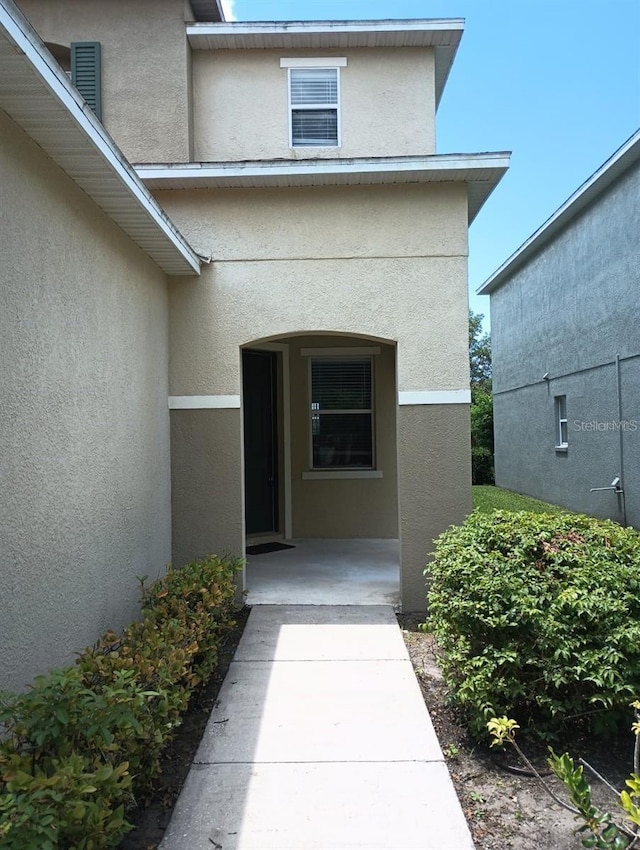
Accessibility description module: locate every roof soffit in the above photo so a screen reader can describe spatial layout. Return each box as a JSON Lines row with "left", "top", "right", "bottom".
{"left": 0, "top": 0, "right": 200, "bottom": 276}
{"left": 186, "top": 19, "right": 464, "bottom": 106}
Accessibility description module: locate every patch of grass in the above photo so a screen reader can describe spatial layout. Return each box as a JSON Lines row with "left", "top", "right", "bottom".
{"left": 472, "top": 485, "right": 571, "bottom": 515}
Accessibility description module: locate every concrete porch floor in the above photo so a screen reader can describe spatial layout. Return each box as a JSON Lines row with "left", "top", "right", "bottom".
{"left": 245, "top": 539, "right": 400, "bottom": 607}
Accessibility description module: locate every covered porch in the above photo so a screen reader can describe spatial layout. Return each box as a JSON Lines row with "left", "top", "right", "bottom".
{"left": 245, "top": 539, "right": 400, "bottom": 607}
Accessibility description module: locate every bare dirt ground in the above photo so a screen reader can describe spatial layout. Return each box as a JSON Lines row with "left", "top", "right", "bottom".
{"left": 399, "top": 614, "right": 635, "bottom": 850}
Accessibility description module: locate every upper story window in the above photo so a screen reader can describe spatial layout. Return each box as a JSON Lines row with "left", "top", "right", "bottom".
{"left": 281, "top": 58, "right": 347, "bottom": 148}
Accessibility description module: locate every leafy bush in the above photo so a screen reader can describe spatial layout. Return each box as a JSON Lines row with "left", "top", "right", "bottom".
{"left": 427, "top": 511, "right": 640, "bottom": 738}
{"left": 0, "top": 554, "right": 242, "bottom": 849}
{"left": 471, "top": 445, "right": 494, "bottom": 486}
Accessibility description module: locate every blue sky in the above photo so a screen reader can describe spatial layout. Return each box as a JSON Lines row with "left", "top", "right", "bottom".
{"left": 221, "top": 0, "right": 640, "bottom": 325}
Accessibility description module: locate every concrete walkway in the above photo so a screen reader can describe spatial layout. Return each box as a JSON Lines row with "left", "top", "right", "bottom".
{"left": 160, "top": 605, "right": 474, "bottom": 850}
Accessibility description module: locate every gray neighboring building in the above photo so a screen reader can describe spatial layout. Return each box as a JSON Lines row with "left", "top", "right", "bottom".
{"left": 479, "top": 130, "right": 640, "bottom": 528}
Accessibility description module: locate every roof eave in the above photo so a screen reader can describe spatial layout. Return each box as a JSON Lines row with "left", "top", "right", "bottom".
{"left": 478, "top": 128, "right": 640, "bottom": 295}
{"left": 186, "top": 19, "right": 465, "bottom": 105}
{"left": 0, "top": 0, "right": 200, "bottom": 277}
{"left": 135, "top": 152, "right": 510, "bottom": 224}
{"left": 189, "top": 0, "right": 225, "bottom": 23}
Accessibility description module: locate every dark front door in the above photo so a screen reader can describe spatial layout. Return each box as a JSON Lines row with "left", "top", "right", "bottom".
{"left": 242, "top": 349, "right": 278, "bottom": 535}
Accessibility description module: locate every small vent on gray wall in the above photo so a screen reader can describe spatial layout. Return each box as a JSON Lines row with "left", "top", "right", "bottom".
{"left": 71, "top": 41, "right": 102, "bottom": 121}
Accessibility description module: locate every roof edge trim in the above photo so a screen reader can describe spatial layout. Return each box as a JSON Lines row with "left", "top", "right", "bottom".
{"left": 186, "top": 18, "right": 465, "bottom": 106}
{"left": 135, "top": 151, "right": 510, "bottom": 181}
{"left": 478, "top": 128, "right": 640, "bottom": 295}
{"left": 0, "top": 0, "right": 200, "bottom": 276}
{"left": 187, "top": 18, "right": 465, "bottom": 34}
{"left": 189, "top": 0, "right": 225, "bottom": 22}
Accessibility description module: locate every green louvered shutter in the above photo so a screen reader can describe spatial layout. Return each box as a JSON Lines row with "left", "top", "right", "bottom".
{"left": 71, "top": 42, "right": 102, "bottom": 120}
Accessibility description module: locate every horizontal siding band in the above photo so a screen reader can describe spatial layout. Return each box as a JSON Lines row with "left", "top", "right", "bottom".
{"left": 169, "top": 395, "right": 241, "bottom": 409}
{"left": 398, "top": 389, "right": 471, "bottom": 405}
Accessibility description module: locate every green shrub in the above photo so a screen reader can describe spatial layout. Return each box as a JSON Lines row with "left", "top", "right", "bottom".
{"left": 427, "top": 510, "right": 640, "bottom": 738}
{"left": 0, "top": 753, "right": 131, "bottom": 850}
{"left": 0, "top": 554, "right": 242, "bottom": 849}
{"left": 471, "top": 445, "right": 494, "bottom": 486}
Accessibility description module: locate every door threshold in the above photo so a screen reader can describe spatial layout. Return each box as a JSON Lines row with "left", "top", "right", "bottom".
{"left": 246, "top": 533, "right": 284, "bottom": 547}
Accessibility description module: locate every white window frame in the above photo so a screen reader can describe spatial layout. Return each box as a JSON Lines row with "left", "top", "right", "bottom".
{"left": 281, "top": 57, "right": 346, "bottom": 149}
{"left": 305, "top": 349, "right": 377, "bottom": 473}
{"left": 555, "top": 395, "right": 568, "bottom": 450}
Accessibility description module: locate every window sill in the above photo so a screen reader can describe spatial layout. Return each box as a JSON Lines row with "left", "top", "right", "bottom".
{"left": 555, "top": 445, "right": 569, "bottom": 453}
{"left": 302, "top": 470, "right": 383, "bottom": 480}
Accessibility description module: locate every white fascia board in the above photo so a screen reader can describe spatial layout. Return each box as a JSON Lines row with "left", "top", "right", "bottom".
{"left": 0, "top": 0, "right": 200, "bottom": 276}
{"left": 280, "top": 57, "right": 347, "bottom": 67}
{"left": 187, "top": 19, "right": 465, "bottom": 38}
{"left": 136, "top": 152, "right": 510, "bottom": 183}
{"left": 478, "top": 129, "right": 640, "bottom": 295}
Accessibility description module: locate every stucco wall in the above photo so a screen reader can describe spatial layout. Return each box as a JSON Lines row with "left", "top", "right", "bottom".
{"left": 17, "top": 0, "right": 193, "bottom": 161}
{"left": 162, "top": 181, "right": 471, "bottom": 608}
{"left": 160, "top": 182, "right": 470, "bottom": 395}
{"left": 399, "top": 403, "right": 472, "bottom": 610}
{"left": 192, "top": 47, "right": 436, "bottom": 161}
{"left": 491, "top": 162, "right": 640, "bottom": 527}
{"left": 170, "top": 408, "right": 245, "bottom": 579}
{"left": 493, "top": 365, "right": 636, "bottom": 525}
{"left": 0, "top": 108, "right": 172, "bottom": 692}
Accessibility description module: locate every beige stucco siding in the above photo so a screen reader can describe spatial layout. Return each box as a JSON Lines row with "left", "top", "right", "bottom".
{"left": 170, "top": 408, "right": 244, "bottom": 575}
{"left": 0, "top": 108, "right": 172, "bottom": 692}
{"left": 159, "top": 183, "right": 465, "bottom": 262}
{"left": 18, "top": 0, "right": 193, "bottom": 161}
{"left": 399, "top": 403, "right": 472, "bottom": 609}
{"left": 193, "top": 47, "right": 436, "bottom": 161}
{"left": 160, "top": 183, "right": 470, "bottom": 394}
{"left": 162, "top": 181, "right": 470, "bottom": 600}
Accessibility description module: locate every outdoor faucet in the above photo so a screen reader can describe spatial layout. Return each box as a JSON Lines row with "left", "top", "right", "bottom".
{"left": 590, "top": 476, "right": 623, "bottom": 494}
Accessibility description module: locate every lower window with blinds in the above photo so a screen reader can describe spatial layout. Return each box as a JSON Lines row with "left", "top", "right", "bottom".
{"left": 310, "top": 357, "right": 374, "bottom": 469}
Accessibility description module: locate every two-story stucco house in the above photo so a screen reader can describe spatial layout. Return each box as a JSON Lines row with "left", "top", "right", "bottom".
{"left": 1, "top": 0, "right": 509, "bottom": 691}
{"left": 480, "top": 130, "right": 639, "bottom": 528}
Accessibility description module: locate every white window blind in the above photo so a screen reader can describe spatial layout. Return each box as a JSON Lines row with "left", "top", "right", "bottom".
{"left": 310, "top": 358, "right": 373, "bottom": 469}
{"left": 289, "top": 67, "right": 339, "bottom": 147}
{"left": 291, "top": 68, "right": 338, "bottom": 105}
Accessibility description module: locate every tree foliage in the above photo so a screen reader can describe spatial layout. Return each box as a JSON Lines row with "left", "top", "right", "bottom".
{"left": 469, "top": 311, "right": 494, "bottom": 483}
{"left": 469, "top": 310, "right": 492, "bottom": 390}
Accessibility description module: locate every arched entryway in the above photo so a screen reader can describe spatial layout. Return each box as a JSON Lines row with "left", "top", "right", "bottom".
{"left": 241, "top": 331, "right": 400, "bottom": 606}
